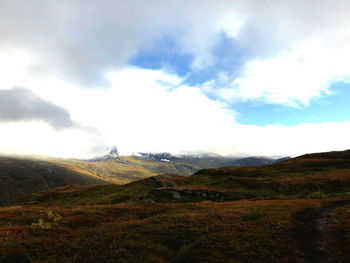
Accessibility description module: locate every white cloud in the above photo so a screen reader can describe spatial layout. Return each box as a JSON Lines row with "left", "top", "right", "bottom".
{"left": 202, "top": 37, "right": 350, "bottom": 106}
{"left": 30, "top": 67, "right": 238, "bottom": 156}
{"left": 192, "top": 1, "right": 350, "bottom": 107}
{"left": 0, "top": 0, "right": 245, "bottom": 85}
{"left": 2, "top": 0, "right": 350, "bottom": 105}
{"left": 1, "top": 1, "right": 350, "bottom": 158}
{"left": 1, "top": 64, "right": 350, "bottom": 159}
{"left": 0, "top": 48, "right": 31, "bottom": 89}
{"left": 0, "top": 121, "right": 98, "bottom": 158}
{"left": 226, "top": 122, "right": 350, "bottom": 157}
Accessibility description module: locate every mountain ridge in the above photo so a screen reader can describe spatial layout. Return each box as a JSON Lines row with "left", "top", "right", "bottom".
{"left": 0, "top": 151, "right": 289, "bottom": 206}
{"left": 17, "top": 148, "right": 350, "bottom": 206}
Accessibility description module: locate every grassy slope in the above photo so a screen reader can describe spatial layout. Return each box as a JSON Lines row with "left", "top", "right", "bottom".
{"left": 0, "top": 200, "right": 328, "bottom": 263}
{"left": 44, "top": 155, "right": 279, "bottom": 184}
{"left": 0, "top": 154, "right": 278, "bottom": 207}
{"left": 47, "top": 155, "right": 257, "bottom": 182}
{"left": 36, "top": 155, "right": 205, "bottom": 185}
{"left": 0, "top": 157, "right": 108, "bottom": 206}
{"left": 1, "top": 150, "right": 350, "bottom": 262}
{"left": 22, "top": 150, "right": 350, "bottom": 206}
{"left": 0, "top": 154, "right": 245, "bottom": 206}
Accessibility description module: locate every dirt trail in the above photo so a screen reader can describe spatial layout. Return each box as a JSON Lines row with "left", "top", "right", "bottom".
{"left": 296, "top": 200, "right": 350, "bottom": 263}
{"left": 315, "top": 204, "right": 341, "bottom": 263}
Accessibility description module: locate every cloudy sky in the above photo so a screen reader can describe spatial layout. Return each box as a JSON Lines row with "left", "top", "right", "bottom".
{"left": 1, "top": 0, "right": 350, "bottom": 158}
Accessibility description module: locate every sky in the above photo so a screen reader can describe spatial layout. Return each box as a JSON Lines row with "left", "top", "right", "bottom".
{"left": 1, "top": 0, "right": 350, "bottom": 158}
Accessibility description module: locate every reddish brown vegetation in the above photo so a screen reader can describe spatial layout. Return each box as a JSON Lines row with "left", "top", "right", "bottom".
{"left": 0, "top": 200, "right": 331, "bottom": 263}
{"left": 2, "top": 149, "right": 350, "bottom": 262}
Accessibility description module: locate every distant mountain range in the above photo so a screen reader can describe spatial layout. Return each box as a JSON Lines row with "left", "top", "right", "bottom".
{"left": 20, "top": 149, "right": 350, "bottom": 206}
{"left": 90, "top": 147, "right": 290, "bottom": 168}
{"left": 135, "top": 151, "right": 290, "bottom": 167}
{"left": 0, "top": 147, "right": 290, "bottom": 206}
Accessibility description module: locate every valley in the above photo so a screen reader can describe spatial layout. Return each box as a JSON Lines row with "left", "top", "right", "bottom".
{"left": 0, "top": 150, "right": 350, "bottom": 262}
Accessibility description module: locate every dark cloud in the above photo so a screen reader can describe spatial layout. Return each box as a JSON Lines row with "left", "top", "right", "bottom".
{"left": 0, "top": 1, "right": 164, "bottom": 86}
{"left": 0, "top": 87, "right": 76, "bottom": 129}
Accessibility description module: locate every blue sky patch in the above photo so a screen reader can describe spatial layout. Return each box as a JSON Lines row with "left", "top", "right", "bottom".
{"left": 129, "top": 32, "right": 350, "bottom": 128}
{"left": 129, "top": 35, "right": 192, "bottom": 77}
{"left": 184, "top": 33, "right": 248, "bottom": 86}
{"left": 235, "top": 82, "right": 350, "bottom": 126}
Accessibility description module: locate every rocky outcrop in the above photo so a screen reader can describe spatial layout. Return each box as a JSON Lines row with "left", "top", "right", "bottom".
{"left": 152, "top": 188, "right": 229, "bottom": 202}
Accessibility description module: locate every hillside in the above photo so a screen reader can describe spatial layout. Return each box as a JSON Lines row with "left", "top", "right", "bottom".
{"left": 0, "top": 153, "right": 285, "bottom": 207}
{"left": 52, "top": 153, "right": 286, "bottom": 183}
{"left": 51, "top": 156, "right": 198, "bottom": 183}
{"left": 21, "top": 150, "right": 350, "bottom": 206}
{"left": 0, "top": 156, "right": 108, "bottom": 206}
{"left": 1, "top": 150, "right": 350, "bottom": 262}
{"left": 133, "top": 152, "right": 285, "bottom": 169}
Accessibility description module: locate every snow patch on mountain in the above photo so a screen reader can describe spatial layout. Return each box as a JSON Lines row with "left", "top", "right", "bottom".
{"left": 89, "top": 146, "right": 119, "bottom": 161}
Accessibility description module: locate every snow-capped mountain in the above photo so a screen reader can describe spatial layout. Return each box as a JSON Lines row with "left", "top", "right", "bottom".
{"left": 107, "top": 146, "right": 119, "bottom": 159}
{"left": 135, "top": 152, "right": 291, "bottom": 167}
{"left": 89, "top": 146, "right": 119, "bottom": 161}
{"left": 137, "top": 152, "right": 174, "bottom": 162}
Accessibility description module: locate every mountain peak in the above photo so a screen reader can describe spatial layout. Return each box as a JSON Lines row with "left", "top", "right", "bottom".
{"left": 89, "top": 146, "right": 119, "bottom": 161}
{"left": 107, "top": 146, "right": 119, "bottom": 159}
